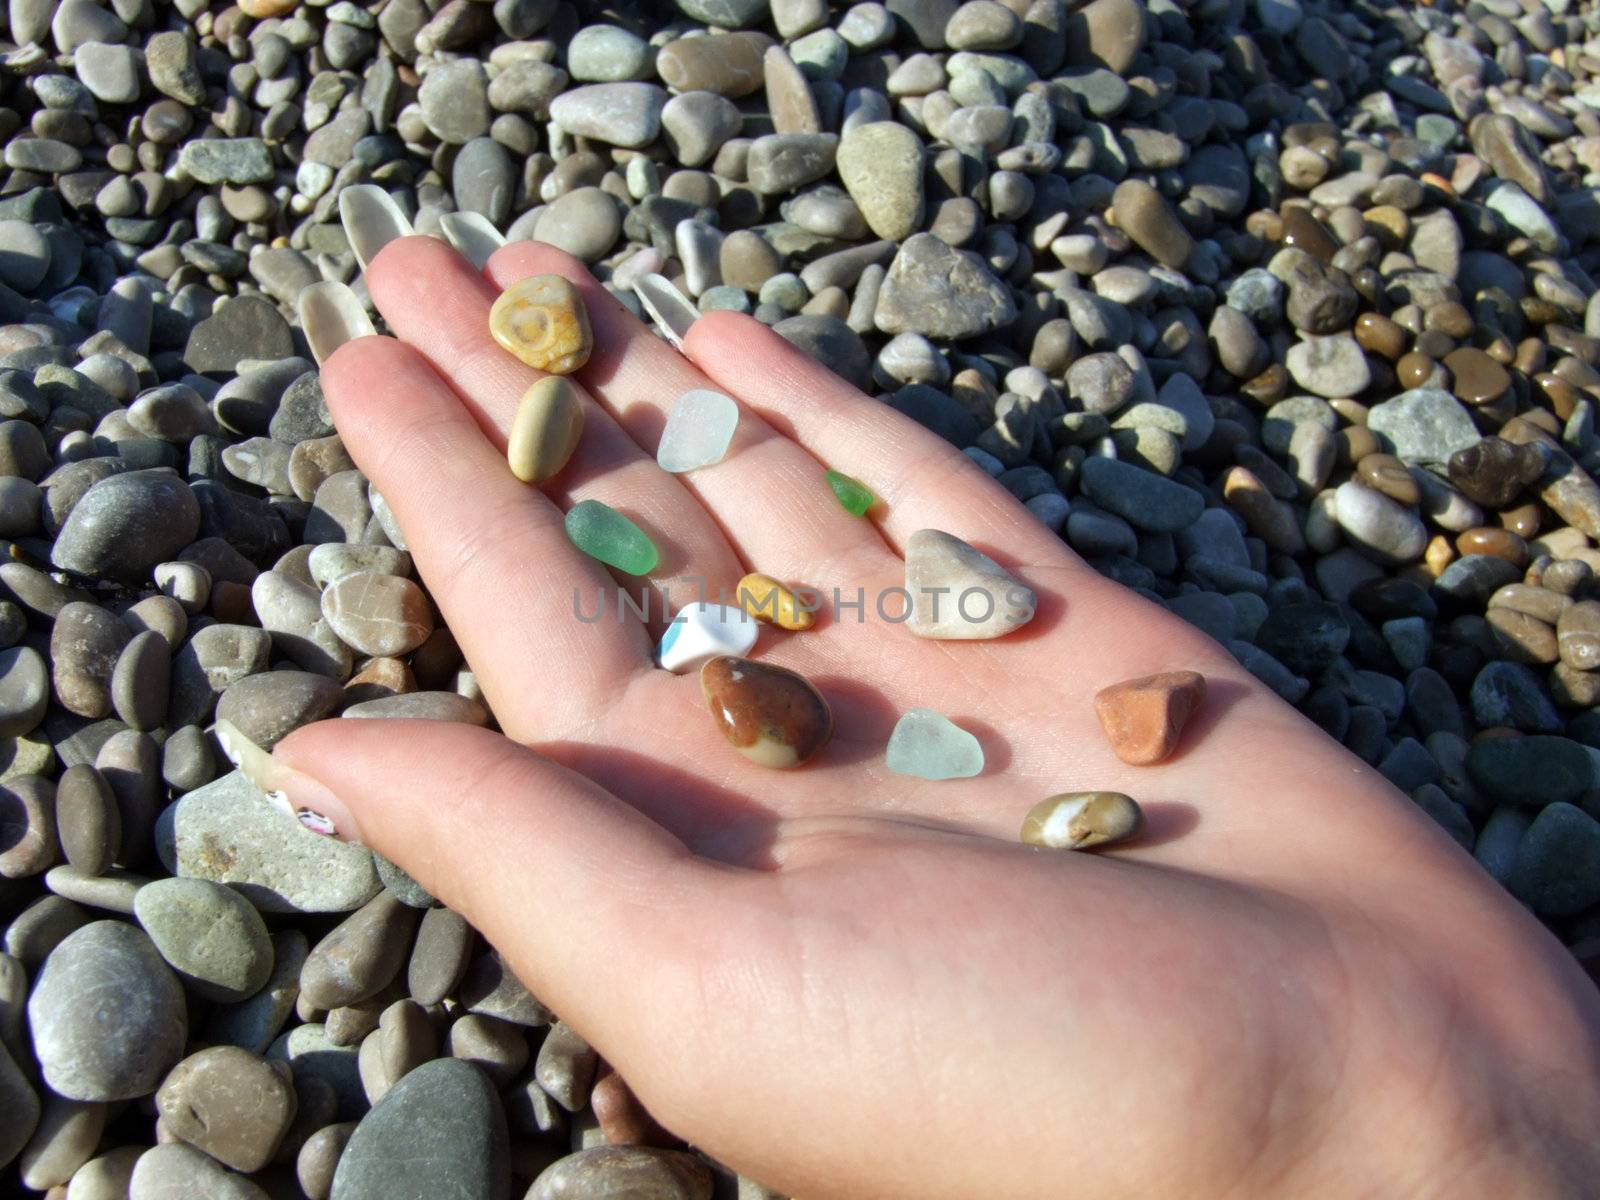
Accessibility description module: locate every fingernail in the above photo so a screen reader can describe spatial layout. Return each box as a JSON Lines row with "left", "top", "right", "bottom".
{"left": 212, "top": 719, "right": 361, "bottom": 843}
{"left": 298, "top": 281, "right": 376, "bottom": 365}
{"left": 439, "top": 211, "right": 505, "bottom": 270}
{"left": 339, "top": 184, "right": 413, "bottom": 272}
{"left": 633, "top": 273, "right": 697, "bottom": 350}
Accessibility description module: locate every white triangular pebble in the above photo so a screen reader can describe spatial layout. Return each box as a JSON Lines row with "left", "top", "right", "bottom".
{"left": 657, "top": 390, "right": 739, "bottom": 473}
{"left": 339, "top": 185, "right": 413, "bottom": 271}
{"left": 656, "top": 602, "right": 757, "bottom": 674}
{"left": 633, "top": 273, "right": 698, "bottom": 349}
{"left": 297, "top": 282, "right": 375, "bottom": 365}
{"left": 886, "top": 708, "right": 984, "bottom": 780}
{"left": 439, "top": 211, "right": 505, "bottom": 271}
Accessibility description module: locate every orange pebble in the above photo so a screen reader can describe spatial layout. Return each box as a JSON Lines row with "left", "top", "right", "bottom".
{"left": 1093, "top": 670, "right": 1208, "bottom": 766}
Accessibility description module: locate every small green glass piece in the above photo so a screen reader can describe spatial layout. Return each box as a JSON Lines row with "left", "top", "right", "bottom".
{"left": 826, "top": 469, "right": 874, "bottom": 516}
{"left": 564, "top": 499, "right": 659, "bottom": 575}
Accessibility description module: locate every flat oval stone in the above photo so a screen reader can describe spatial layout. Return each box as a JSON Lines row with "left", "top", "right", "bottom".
{"left": 736, "top": 572, "right": 815, "bottom": 630}
{"left": 1021, "top": 791, "right": 1144, "bottom": 850}
{"left": 564, "top": 500, "right": 659, "bottom": 575}
{"left": 27, "top": 921, "right": 186, "bottom": 1101}
{"left": 300, "top": 891, "right": 419, "bottom": 1010}
{"left": 489, "top": 274, "right": 592, "bottom": 374}
{"left": 49, "top": 469, "right": 201, "bottom": 584}
{"left": 127, "top": 1142, "right": 270, "bottom": 1200}
{"left": 526, "top": 1147, "right": 713, "bottom": 1200}
{"left": 508, "top": 377, "right": 585, "bottom": 484}
{"left": 1093, "top": 671, "right": 1207, "bottom": 765}
{"left": 134, "top": 876, "right": 274, "bottom": 1002}
{"left": 155, "top": 1046, "right": 297, "bottom": 1172}
{"left": 657, "top": 602, "right": 757, "bottom": 674}
{"left": 321, "top": 573, "right": 434, "bottom": 657}
{"left": 299, "top": 282, "right": 376, "bottom": 366}
{"left": 154, "top": 770, "right": 380, "bottom": 914}
{"left": 701, "top": 656, "right": 832, "bottom": 769}
{"left": 904, "top": 528, "right": 1036, "bottom": 639}
{"left": 886, "top": 708, "right": 984, "bottom": 780}
{"left": 656, "top": 389, "right": 739, "bottom": 473}
{"left": 54, "top": 764, "right": 120, "bottom": 876}
{"left": 214, "top": 669, "right": 344, "bottom": 748}
{"left": 0, "top": 645, "right": 49, "bottom": 738}
{"left": 329, "top": 1057, "right": 509, "bottom": 1200}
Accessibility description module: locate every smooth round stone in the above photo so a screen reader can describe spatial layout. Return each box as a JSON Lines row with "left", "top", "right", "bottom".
{"left": 409, "top": 906, "right": 473, "bottom": 1008}
{"left": 1021, "top": 791, "right": 1143, "bottom": 850}
{"left": 1465, "top": 736, "right": 1594, "bottom": 808}
{"left": 886, "top": 708, "right": 983, "bottom": 779}
{"left": 531, "top": 1019, "right": 595, "bottom": 1110}
{"left": 156, "top": 1046, "right": 297, "bottom": 1172}
{"left": 1285, "top": 334, "right": 1370, "bottom": 398}
{"left": 549, "top": 82, "right": 668, "bottom": 148}
{"left": 127, "top": 1142, "right": 270, "bottom": 1200}
{"left": 298, "top": 1122, "right": 356, "bottom": 1200}
{"left": 1093, "top": 671, "right": 1207, "bottom": 766}
{"left": 1078, "top": 456, "right": 1204, "bottom": 533}
{"left": 49, "top": 470, "right": 202, "bottom": 584}
{"left": 873, "top": 232, "right": 1016, "bottom": 340}
{"left": 300, "top": 891, "right": 419, "bottom": 1010}
{"left": 321, "top": 574, "right": 433, "bottom": 658}
{"left": 904, "top": 528, "right": 1036, "bottom": 639}
{"left": 526, "top": 1147, "right": 713, "bottom": 1200}
{"left": 214, "top": 670, "right": 344, "bottom": 749}
{"left": 329, "top": 1057, "right": 509, "bottom": 1200}
{"left": 52, "top": 602, "right": 132, "bottom": 720}
{"left": 488, "top": 275, "right": 593, "bottom": 374}
{"left": 0, "top": 220, "right": 51, "bottom": 292}
{"left": 0, "top": 645, "right": 49, "bottom": 738}
{"left": 110, "top": 630, "right": 170, "bottom": 731}
{"left": 154, "top": 770, "right": 380, "bottom": 914}
{"left": 660, "top": 91, "right": 743, "bottom": 167}
{"left": 657, "top": 602, "right": 757, "bottom": 674}
{"left": 1443, "top": 346, "right": 1511, "bottom": 405}
{"left": 134, "top": 876, "right": 274, "bottom": 1002}
{"left": 508, "top": 377, "right": 585, "bottom": 484}
{"left": 836, "top": 122, "right": 925, "bottom": 241}
{"left": 1112, "top": 179, "right": 1193, "bottom": 269}
{"left": 564, "top": 499, "right": 659, "bottom": 575}
{"left": 533, "top": 187, "right": 622, "bottom": 263}
{"left": 1333, "top": 481, "right": 1428, "bottom": 564}
{"left": 656, "top": 31, "right": 768, "bottom": 96}
{"left": 656, "top": 389, "right": 739, "bottom": 473}
{"left": 1508, "top": 802, "right": 1600, "bottom": 917}
{"left": 0, "top": 776, "right": 57, "bottom": 880}
{"left": 27, "top": 921, "right": 186, "bottom": 1101}
{"left": 16, "top": 1091, "right": 105, "bottom": 1190}
{"left": 54, "top": 764, "right": 119, "bottom": 876}
{"left": 701, "top": 656, "right": 833, "bottom": 768}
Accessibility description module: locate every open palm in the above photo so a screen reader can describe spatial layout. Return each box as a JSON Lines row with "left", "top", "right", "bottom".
{"left": 279, "top": 236, "right": 1600, "bottom": 1197}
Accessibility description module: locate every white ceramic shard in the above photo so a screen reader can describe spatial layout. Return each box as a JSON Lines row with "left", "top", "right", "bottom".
{"left": 656, "top": 602, "right": 757, "bottom": 674}
{"left": 633, "top": 273, "right": 698, "bottom": 349}
{"left": 656, "top": 389, "right": 739, "bottom": 473}
{"left": 298, "top": 282, "right": 376, "bottom": 365}
{"left": 339, "top": 185, "right": 413, "bottom": 271}
{"left": 439, "top": 211, "right": 506, "bottom": 271}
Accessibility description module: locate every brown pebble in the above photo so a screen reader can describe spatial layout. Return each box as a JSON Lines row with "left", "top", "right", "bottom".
{"left": 1424, "top": 534, "right": 1456, "bottom": 577}
{"left": 1551, "top": 662, "right": 1600, "bottom": 708}
{"left": 1339, "top": 425, "right": 1381, "bottom": 465}
{"left": 1356, "top": 453, "right": 1420, "bottom": 505}
{"left": 701, "top": 656, "right": 833, "bottom": 769}
{"left": 1279, "top": 205, "right": 1339, "bottom": 262}
{"left": 1557, "top": 601, "right": 1600, "bottom": 671}
{"left": 1535, "top": 373, "right": 1582, "bottom": 419}
{"left": 54, "top": 765, "right": 119, "bottom": 877}
{"left": 1425, "top": 301, "right": 1474, "bottom": 338}
{"left": 1444, "top": 346, "right": 1512, "bottom": 404}
{"left": 1021, "top": 792, "right": 1144, "bottom": 850}
{"left": 1093, "top": 670, "right": 1207, "bottom": 765}
{"left": 591, "top": 1067, "right": 672, "bottom": 1147}
{"left": 1396, "top": 351, "right": 1439, "bottom": 389}
{"left": 1545, "top": 559, "right": 1592, "bottom": 597}
{"left": 1353, "top": 312, "right": 1406, "bottom": 360}
{"left": 1457, "top": 527, "right": 1530, "bottom": 568}
{"left": 1486, "top": 608, "right": 1558, "bottom": 665}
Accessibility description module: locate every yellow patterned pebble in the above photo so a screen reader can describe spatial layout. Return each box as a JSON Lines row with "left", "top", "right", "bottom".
{"left": 489, "top": 274, "right": 593, "bottom": 374}
{"left": 508, "top": 377, "right": 585, "bottom": 484}
{"left": 737, "top": 572, "right": 816, "bottom": 630}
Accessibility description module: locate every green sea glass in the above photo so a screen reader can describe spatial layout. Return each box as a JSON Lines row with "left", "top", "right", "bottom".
{"left": 564, "top": 499, "right": 659, "bottom": 575}
{"left": 826, "top": 469, "right": 874, "bottom": 516}
{"left": 885, "top": 708, "right": 984, "bottom": 780}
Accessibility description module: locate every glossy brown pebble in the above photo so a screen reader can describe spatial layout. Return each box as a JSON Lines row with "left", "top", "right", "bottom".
{"left": 1498, "top": 502, "right": 1541, "bottom": 538}
{"left": 1354, "top": 312, "right": 1406, "bottom": 359}
{"left": 1558, "top": 601, "right": 1600, "bottom": 671}
{"left": 1447, "top": 437, "right": 1546, "bottom": 507}
{"left": 1092, "top": 670, "right": 1206, "bottom": 765}
{"left": 1021, "top": 792, "right": 1144, "bottom": 851}
{"left": 701, "top": 656, "right": 832, "bottom": 768}
{"left": 1356, "top": 453, "right": 1420, "bottom": 505}
{"left": 1279, "top": 206, "right": 1339, "bottom": 261}
{"left": 1443, "top": 346, "right": 1511, "bottom": 404}
{"left": 1457, "top": 527, "right": 1530, "bottom": 568}
{"left": 1396, "top": 351, "right": 1441, "bottom": 389}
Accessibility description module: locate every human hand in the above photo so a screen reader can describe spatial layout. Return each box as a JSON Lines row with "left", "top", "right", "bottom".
{"left": 266, "top": 235, "right": 1600, "bottom": 1198}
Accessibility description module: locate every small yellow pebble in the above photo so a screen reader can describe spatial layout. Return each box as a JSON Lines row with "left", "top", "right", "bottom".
{"left": 1021, "top": 792, "right": 1143, "bottom": 851}
{"left": 489, "top": 274, "right": 593, "bottom": 374}
{"left": 507, "top": 377, "right": 585, "bottom": 484}
{"left": 736, "top": 572, "right": 816, "bottom": 630}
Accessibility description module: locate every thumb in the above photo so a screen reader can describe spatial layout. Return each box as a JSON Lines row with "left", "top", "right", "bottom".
{"left": 215, "top": 717, "right": 717, "bottom": 1049}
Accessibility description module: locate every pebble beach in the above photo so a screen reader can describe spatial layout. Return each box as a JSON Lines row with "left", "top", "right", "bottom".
{"left": 4, "top": 0, "right": 1600, "bottom": 1195}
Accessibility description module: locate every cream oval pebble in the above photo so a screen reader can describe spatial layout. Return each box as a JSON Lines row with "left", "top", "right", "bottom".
{"left": 338, "top": 184, "right": 413, "bottom": 272}
{"left": 298, "top": 282, "right": 376, "bottom": 366}
{"left": 438, "top": 210, "right": 506, "bottom": 270}
{"left": 508, "top": 377, "right": 586, "bottom": 484}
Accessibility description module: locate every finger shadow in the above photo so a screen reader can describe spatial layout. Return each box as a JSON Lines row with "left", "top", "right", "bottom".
{"left": 1126, "top": 800, "right": 1201, "bottom": 849}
